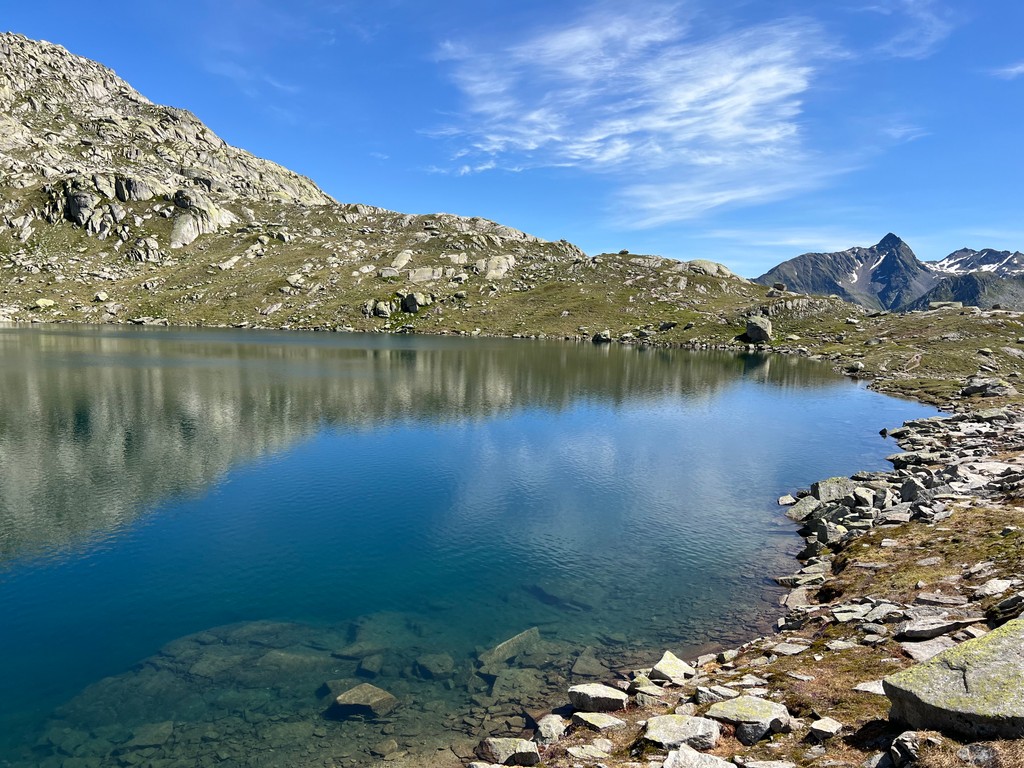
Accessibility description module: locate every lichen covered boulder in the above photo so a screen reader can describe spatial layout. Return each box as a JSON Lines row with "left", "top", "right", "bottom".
{"left": 649, "top": 650, "right": 696, "bottom": 685}
{"left": 882, "top": 616, "right": 1024, "bottom": 739}
{"left": 705, "top": 695, "right": 791, "bottom": 745}
{"left": 643, "top": 714, "right": 720, "bottom": 750}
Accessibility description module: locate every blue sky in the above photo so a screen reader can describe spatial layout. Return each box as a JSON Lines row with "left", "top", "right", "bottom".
{"left": 5, "top": 1, "right": 1023, "bottom": 275}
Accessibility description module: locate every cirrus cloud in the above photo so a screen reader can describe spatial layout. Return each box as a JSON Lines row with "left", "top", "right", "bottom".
{"left": 432, "top": 3, "right": 840, "bottom": 224}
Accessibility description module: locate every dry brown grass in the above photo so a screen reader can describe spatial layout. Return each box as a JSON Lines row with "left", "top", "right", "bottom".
{"left": 918, "top": 736, "right": 1024, "bottom": 768}
{"left": 821, "top": 502, "right": 1024, "bottom": 607}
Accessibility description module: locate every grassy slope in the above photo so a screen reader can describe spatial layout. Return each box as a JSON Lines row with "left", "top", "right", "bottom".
{"left": 5, "top": 198, "right": 1024, "bottom": 411}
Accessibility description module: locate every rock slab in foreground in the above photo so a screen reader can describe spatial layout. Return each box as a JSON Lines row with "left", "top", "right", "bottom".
{"left": 663, "top": 744, "right": 732, "bottom": 768}
{"left": 643, "top": 714, "right": 720, "bottom": 750}
{"left": 477, "top": 737, "right": 540, "bottom": 766}
{"left": 705, "top": 695, "right": 791, "bottom": 745}
{"left": 883, "top": 616, "right": 1024, "bottom": 739}
{"left": 568, "top": 682, "right": 628, "bottom": 712}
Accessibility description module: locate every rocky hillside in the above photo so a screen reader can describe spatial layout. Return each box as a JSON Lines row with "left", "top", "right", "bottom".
{"left": 754, "top": 234, "right": 939, "bottom": 311}
{"left": 0, "top": 33, "right": 331, "bottom": 211}
{"left": 2, "top": 32, "right": 845, "bottom": 344}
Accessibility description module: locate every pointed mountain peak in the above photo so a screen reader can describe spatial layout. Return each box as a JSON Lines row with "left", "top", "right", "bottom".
{"left": 877, "top": 233, "right": 906, "bottom": 250}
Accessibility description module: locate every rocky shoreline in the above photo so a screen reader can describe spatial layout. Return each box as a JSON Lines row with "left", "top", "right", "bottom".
{"left": 451, "top": 405, "right": 1024, "bottom": 768}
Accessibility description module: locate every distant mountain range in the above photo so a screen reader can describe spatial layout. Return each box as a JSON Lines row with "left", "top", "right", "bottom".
{"left": 902, "top": 272, "right": 1024, "bottom": 313}
{"left": 755, "top": 235, "right": 1024, "bottom": 311}
{"left": 930, "top": 247, "right": 1024, "bottom": 278}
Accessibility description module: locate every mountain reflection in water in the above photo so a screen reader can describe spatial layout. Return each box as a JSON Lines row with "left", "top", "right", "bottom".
{"left": 0, "top": 325, "right": 836, "bottom": 562}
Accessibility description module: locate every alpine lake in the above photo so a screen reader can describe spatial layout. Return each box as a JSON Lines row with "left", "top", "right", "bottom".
{"left": 0, "top": 325, "right": 939, "bottom": 767}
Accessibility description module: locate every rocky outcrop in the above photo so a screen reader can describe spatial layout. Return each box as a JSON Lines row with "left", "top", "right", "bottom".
{"left": 0, "top": 33, "right": 332, "bottom": 208}
{"left": 904, "top": 271, "right": 1024, "bottom": 312}
{"left": 883, "top": 617, "right": 1024, "bottom": 739}
{"left": 168, "top": 188, "right": 237, "bottom": 248}
{"left": 961, "top": 375, "right": 1018, "bottom": 398}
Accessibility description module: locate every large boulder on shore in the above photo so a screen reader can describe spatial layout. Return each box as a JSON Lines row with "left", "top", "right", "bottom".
{"left": 745, "top": 316, "right": 773, "bottom": 343}
{"left": 882, "top": 616, "right": 1024, "bottom": 739}
{"left": 811, "top": 476, "right": 854, "bottom": 503}
{"left": 961, "top": 376, "right": 1018, "bottom": 398}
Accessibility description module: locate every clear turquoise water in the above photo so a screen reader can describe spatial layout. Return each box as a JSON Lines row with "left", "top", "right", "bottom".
{"left": 0, "top": 326, "right": 937, "bottom": 766}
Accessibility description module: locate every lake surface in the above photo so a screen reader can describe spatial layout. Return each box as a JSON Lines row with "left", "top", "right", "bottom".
{"left": 0, "top": 326, "right": 938, "bottom": 766}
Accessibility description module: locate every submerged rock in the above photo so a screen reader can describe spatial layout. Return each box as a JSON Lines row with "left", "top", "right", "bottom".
{"left": 478, "top": 627, "right": 540, "bottom": 666}
{"left": 327, "top": 682, "right": 399, "bottom": 719}
{"left": 415, "top": 652, "right": 455, "bottom": 680}
{"left": 883, "top": 616, "right": 1024, "bottom": 739}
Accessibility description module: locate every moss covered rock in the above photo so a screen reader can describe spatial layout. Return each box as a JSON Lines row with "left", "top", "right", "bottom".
{"left": 883, "top": 617, "right": 1024, "bottom": 739}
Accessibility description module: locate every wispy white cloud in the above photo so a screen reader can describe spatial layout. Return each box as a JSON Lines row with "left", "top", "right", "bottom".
{"left": 458, "top": 160, "right": 497, "bottom": 176}
{"left": 434, "top": 3, "right": 839, "bottom": 224}
{"left": 204, "top": 60, "right": 302, "bottom": 98}
{"left": 992, "top": 61, "right": 1024, "bottom": 79}
{"left": 704, "top": 227, "right": 887, "bottom": 254}
{"left": 864, "top": 0, "right": 957, "bottom": 60}
{"left": 880, "top": 122, "right": 928, "bottom": 142}
{"left": 196, "top": 0, "right": 343, "bottom": 112}
{"left": 618, "top": 158, "right": 854, "bottom": 228}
